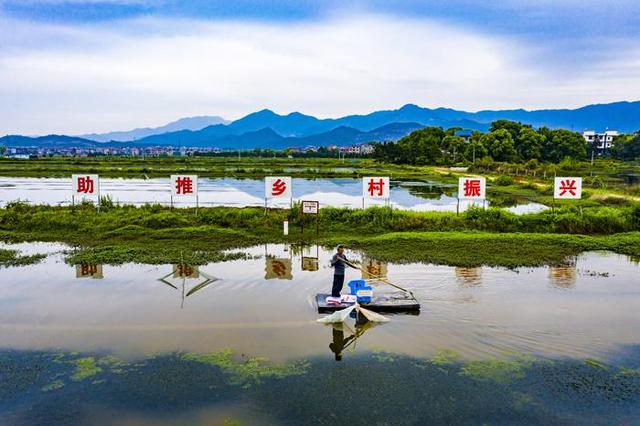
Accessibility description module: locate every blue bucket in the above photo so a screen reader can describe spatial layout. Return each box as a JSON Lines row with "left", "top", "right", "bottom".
{"left": 347, "top": 279, "right": 373, "bottom": 303}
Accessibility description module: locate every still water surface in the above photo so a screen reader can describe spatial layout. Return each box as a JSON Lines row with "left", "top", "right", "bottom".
{"left": 0, "top": 177, "right": 547, "bottom": 213}
{"left": 0, "top": 243, "right": 638, "bottom": 424}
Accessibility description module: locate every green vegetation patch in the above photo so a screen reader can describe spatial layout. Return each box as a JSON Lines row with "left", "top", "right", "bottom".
{"left": 71, "top": 357, "right": 102, "bottom": 381}
{"left": 40, "top": 380, "right": 65, "bottom": 392}
{"left": 0, "top": 248, "right": 46, "bottom": 267}
{"left": 460, "top": 356, "right": 534, "bottom": 384}
{"left": 2, "top": 203, "right": 640, "bottom": 266}
{"left": 430, "top": 348, "right": 461, "bottom": 366}
{"left": 331, "top": 231, "right": 640, "bottom": 267}
{"left": 182, "top": 349, "right": 309, "bottom": 389}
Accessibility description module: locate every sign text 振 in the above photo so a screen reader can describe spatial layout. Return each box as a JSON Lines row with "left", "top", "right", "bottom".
{"left": 458, "top": 177, "right": 486, "bottom": 200}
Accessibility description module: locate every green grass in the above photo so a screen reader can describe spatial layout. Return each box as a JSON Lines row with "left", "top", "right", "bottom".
{"left": 329, "top": 231, "right": 640, "bottom": 267}
{"left": 1, "top": 203, "right": 640, "bottom": 266}
{"left": 0, "top": 248, "right": 46, "bottom": 267}
{"left": 0, "top": 156, "right": 444, "bottom": 180}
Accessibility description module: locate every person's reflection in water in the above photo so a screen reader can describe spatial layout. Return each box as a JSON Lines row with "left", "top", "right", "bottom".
{"left": 329, "top": 324, "right": 355, "bottom": 361}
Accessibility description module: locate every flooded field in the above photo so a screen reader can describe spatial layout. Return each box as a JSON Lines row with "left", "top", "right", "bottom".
{"left": 0, "top": 177, "right": 547, "bottom": 213}
{"left": 0, "top": 242, "right": 638, "bottom": 424}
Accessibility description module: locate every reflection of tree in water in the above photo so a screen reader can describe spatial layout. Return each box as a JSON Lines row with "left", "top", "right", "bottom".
{"left": 399, "top": 181, "right": 455, "bottom": 200}
{"left": 455, "top": 267, "right": 482, "bottom": 287}
{"left": 485, "top": 192, "right": 528, "bottom": 208}
{"left": 549, "top": 265, "right": 577, "bottom": 288}
{"left": 404, "top": 186, "right": 455, "bottom": 200}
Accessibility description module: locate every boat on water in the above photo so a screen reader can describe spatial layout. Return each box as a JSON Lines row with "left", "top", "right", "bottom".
{"left": 315, "top": 292, "right": 420, "bottom": 314}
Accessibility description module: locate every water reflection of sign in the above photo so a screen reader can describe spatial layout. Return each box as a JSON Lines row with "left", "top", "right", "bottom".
{"left": 458, "top": 177, "right": 486, "bottom": 200}
{"left": 361, "top": 259, "right": 387, "bottom": 279}
{"left": 76, "top": 263, "right": 103, "bottom": 279}
{"left": 72, "top": 174, "right": 100, "bottom": 199}
{"left": 265, "top": 257, "right": 293, "bottom": 280}
{"left": 173, "top": 264, "right": 200, "bottom": 279}
{"left": 554, "top": 177, "right": 582, "bottom": 199}
{"left": 302, "top": 200, "right": 319, "bottom": 214}
{"left": 171, "top": 175, "right": 198, "bottom": 196}
{"left": 158, "top": 266, "right": 219, "bottom": 308}
{"left": 363, "top": 177, "right": 390, "bottom": 199}
{"left": 302, "top": 256, "right": 319, "bottom": 272}
{"left": 549, "top": 265, "right": 576, "bottom": 288}
{"left": 265, "top": 176, "right": 292, "bottom": 199}
{"left": 455, "top": 267, "right": 482, "bottom": 286}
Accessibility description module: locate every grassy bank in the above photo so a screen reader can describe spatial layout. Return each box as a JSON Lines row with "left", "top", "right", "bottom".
{"left": 331, "top": 232, "right": 640, "bottom": 267}
{"left": 0, "top": 248, "right": 46, "bottom": 267}
{"left": 1, "top": 203, "right": 639, "bottom": 266}
{"left": 0, "top": 157, "right": 441, "bottom": 179}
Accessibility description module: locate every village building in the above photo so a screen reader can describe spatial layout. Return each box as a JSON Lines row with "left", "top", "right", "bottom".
{"left": 582, "top": 130, "right": 619, "bottom": 155}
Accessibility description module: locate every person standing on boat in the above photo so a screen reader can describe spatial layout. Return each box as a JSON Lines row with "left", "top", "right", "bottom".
{"left": 330, "top": 245, "right": 351, "bottom": 297}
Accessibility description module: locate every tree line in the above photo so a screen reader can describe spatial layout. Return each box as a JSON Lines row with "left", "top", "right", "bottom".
{"left": 372, "top": 120, "right": 640, "bottom": 165}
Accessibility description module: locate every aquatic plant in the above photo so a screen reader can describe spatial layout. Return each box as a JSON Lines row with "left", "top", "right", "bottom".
{"left": 182, "top": 349, "right": 309, "bottom": 389}
{"left": 460, "top": 356, "right": 533, "bottom": 384}
{"left": 71, "top": 357, "right": 102, "bottom": 381}
{"left": 430, "top": 348, "right": 461, "bottom": 366}
{"left": 40, "top": 380, "right": 65, "bottom": 392}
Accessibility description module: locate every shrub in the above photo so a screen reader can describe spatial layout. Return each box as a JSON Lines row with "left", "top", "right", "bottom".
{"left": 585, "top": 175, "right": 606, "bottom": 189}
{"left": 140, "top": 212, "right": 190, "bottom": 229}
{"left": 631, "top": 204, "right": 640, "bottom": 229}
{"left": 494, "top": 175, "right": 514, "bottom": 186}
{"left": 100, "top": 195, "right": 115, "bottom": 209}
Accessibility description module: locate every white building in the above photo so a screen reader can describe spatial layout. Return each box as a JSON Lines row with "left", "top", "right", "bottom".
{"left": 583, "top": 130, "right": 619, "bottom": 155}
{"left": 338, "top": 144, "right": 374, "bottom": 155}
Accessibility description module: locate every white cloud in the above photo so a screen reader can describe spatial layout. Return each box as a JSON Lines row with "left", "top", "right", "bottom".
{"left": 0, "top": 13, "right": 638, "bottom": 135}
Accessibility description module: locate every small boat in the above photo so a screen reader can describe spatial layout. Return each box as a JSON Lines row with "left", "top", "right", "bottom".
{"left": 315, "top": 293, "right": 420, "bottom": 314}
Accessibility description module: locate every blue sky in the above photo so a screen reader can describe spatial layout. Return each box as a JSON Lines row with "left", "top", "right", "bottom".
{"left": 0, "top": 0, "right": 638, "bottom": 134}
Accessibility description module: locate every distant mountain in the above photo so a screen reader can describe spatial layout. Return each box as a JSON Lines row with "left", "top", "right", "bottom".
{"left": 211, "top": 128, "right": 287, "bottom": 150}
{"left": 81, "top": 116, "right": 229, "bottom": 142}
{"left": 0, "top": 134, "right": 104, "bottom": 148}
{"left": 134, "top": 124, "right": 232, "bottom": 146}
{"left": 3, "top": 101, "right": 639, "bottom": 150}
{"left": 467, "top": 101, "right": 640, "bottom": 131}
{"left": 130, "top": 122, "right": 430, "bottom": 149}
{"left": 220, "top": 102, "right": 639, "bottom": 135}
{"left": 227, "top": 110, "right": 320, "bottom": 137}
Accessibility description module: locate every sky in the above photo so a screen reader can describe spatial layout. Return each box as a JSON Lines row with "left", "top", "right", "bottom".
{"left": 0, "top": 0, "right": 639, "bottom": 135}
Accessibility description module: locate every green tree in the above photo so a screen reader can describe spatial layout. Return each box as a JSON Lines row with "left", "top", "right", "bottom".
{"left": 612, "top": 133, "right": 640, "bottom": 160}
{"left": 440, "top": 135, "right": 465, "bottom": 163}
{"left": 396, "top": 127, "right": 445, "bottom": 165}
{"left": 547, "top": 129, "right": 587, "bottom": 162}
{"left": 445, "top": 126, "right": 462, "bottom": 136}
{"left": 516, "top": 127, "right": 545, "bottom": 160}
{"left": 490, "top": 120, "right": 529, "bottom": 142}
{"left": 464, "top": 139, "right": 488, "bottom": 163}
{"left": 0, "top": 145, "right": 6, "bottom": 156}
{"left": 480, "top": 129, "right": 517, "bottom": 162}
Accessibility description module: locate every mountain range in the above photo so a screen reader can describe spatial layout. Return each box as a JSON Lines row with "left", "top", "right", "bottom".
{"left": 2, "top": 101, "right": 639, "bottom": 150}
{"left": 81, "top": 116, "right": 229, "bottom": 142}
